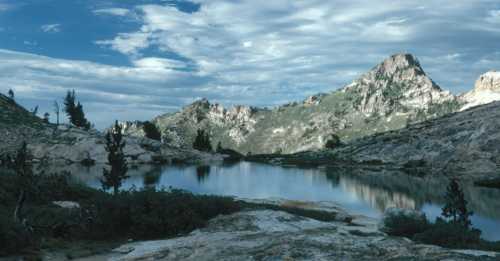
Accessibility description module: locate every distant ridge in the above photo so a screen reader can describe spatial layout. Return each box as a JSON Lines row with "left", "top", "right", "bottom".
{"left": 122, "top": 53, "right": 478, "bottom": 154}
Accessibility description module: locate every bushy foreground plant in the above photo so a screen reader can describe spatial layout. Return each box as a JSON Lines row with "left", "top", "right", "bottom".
{"left": 382, "top": 179, "right": 500, "bottom": 251}
{"left": 0, "top": 170, "right": 241, "bottom": 257}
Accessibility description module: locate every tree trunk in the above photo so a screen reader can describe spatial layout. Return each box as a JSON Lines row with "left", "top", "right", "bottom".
{"left": 14, "top": 190, "right": 26, "bottom": 223}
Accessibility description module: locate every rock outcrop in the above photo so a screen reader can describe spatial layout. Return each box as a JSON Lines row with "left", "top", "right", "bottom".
{"left": 342, "top": 53, "right": 456, "bottom": 115}
{"left": 93, "top": 207, "right": 497, "bottom": 260}
{"left": 138, "top": 53, "right": 465, "bottom": 154}
{"left": 254, "top": 100, "right": 500, "bottom": 178}
{"left": 0, "top": 94, "right": 216, "bottom": 165}
{"left": 461, "top": 71, "right": 500, "bottom": 110}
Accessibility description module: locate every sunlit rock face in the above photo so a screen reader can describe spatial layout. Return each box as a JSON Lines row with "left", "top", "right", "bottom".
{"left": 342, "top": 53, "right": 456, "bottom": 115}
{"left": 117, "top": 121, "right": 146, "bottom": 138}
{"left": 461, "top": 71, "right": 500, "bottom": 110}
{"left": 333, "top": 101, "right": 500, "bottom": 178}
{"left": 97, "top": 209, "right": 498, "bottom": 260}
{"left": 146, "top": 54, "right": 465, "bottom": 154}
{"left": 0, "top": 93, "right": 217, "bottom": 165}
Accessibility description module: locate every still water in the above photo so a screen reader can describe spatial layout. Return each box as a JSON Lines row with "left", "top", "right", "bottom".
{"left": 51, "top": 161, "right": 500, "bottom": 241}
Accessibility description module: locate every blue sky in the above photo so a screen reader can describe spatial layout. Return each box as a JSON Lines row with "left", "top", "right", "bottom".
{"left": 1, "top": 0, "right": 500, "bottom": 128}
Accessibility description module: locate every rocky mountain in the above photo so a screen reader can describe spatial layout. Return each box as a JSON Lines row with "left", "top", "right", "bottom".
{"left": 133, "top": 53, "right": 464, "bottom": 154}
{"left": 282, "top": 101, "right": 500, "bottom": 179}
{"left": 460, "top": 71, "right": 500, "bottom": 111}
{"left": 0, "top": 94, "right": 214, "bottom": 165}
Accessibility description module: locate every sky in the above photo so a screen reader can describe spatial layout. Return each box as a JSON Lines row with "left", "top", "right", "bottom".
{"left": 1, "top": 0, "right": 500, "bottom": 129}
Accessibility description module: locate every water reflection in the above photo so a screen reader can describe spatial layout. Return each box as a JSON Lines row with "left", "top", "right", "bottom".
{"left": 196, "top": 165, "right": 211, "bottom": 183}
{"left": 37, "top": 161, "right": 500, "bottom": 241}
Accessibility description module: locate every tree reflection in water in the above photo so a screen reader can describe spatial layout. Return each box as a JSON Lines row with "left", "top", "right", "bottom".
{"left": 196, "top": 165, "right": 211, "bottom": 183}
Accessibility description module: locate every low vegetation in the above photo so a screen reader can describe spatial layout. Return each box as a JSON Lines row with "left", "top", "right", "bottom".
{"left": 0, "top": 170, "right": 241, "bottom": 257}
{"left": 474, "top": 178, "right": 500, "bottom": 189}
{"left": 383, "top": 179, "right": 500, "bottom": 252}
{"left": 143, "top": 121, "right": 162, "bottom": 141}
{"left": 193, "top": 129, "right": 213, "bottom": 152}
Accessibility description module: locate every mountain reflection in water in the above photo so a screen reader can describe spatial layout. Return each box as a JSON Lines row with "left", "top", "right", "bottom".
{"left": 38, "top": 161, "right": 500, "bottom": 241}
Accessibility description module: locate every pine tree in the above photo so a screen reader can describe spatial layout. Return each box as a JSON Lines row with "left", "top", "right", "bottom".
{"left": 53, "top": 100, "right": 60, "bottom": 125}
{"left": 216, "top": 142, "right": 223, "bottom": 153}
{"left": 102, "top": 121, "right": 129, "bottom": 195}
{"left": 441, "top": 178, "right": 473, "bottom": 229}
{"left": 143, "top": 121, "right": 161, "bottom": 141}
{"left": 8, "top": 89, "right": 14, "bottom": 100}
{"left": 43, "top": 112, "right": 50, "bottom": 123}
{"left": 31, "top": 106, "right": 38, "bottom": 116}
{"left": 13, "top": 142, "right": 33, "bottom": 225}
{"left": 325, "top": 134, "right": 341, "bottom": 149}
{"left": 64, "top": 90, "right": 91, "bottom": 130}
{"left": 193, "top": 129, "right": 212, "bottom": 152}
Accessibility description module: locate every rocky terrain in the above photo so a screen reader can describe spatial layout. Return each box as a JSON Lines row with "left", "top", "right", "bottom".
{"left": 260, "top": 101, "right": 500, "bottom": 179}
{"left": 460, "top": 70, "right": 500, "bottom": 111}
{"left": 0, "top": 94, "right": 216, "bottom": 165}
{"left": 125, "top": 53, "right": 474, "bottom": 154}
{"left": 78, "top": 200, "right": 498, "bottom": 261}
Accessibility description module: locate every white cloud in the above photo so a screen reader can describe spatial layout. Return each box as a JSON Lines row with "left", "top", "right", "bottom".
{"left": 3, "top": 0, "right": 500, "bottom": 127}
{"left": 23, "top": 40, "right": 37, "bottom": 46}
{"left": 93, "top": 8, "right": 130, "bottom": 16}
{"left": 0, "top": 49, "right": 209, "bottom": 128}
{"left": 486, "top": 10, "right": 500, "bottom": 24}
{"left": 96, "top": 32, "right": 150, "bottom": 56}
{"left": 41, "top": 24, "right": 61, "bottom": 33}
{"left": 132, "top": 57, "right": 187, "bottom": 70}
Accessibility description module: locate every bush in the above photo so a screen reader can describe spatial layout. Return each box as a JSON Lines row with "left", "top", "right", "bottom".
{"left": 0, "top": 171, "right": 241, "bottom": 256}
{"left": 324, "top": 134, "right": 341, "bottom": 149}
{"left": 193, "top": 129, "right": 212, "bottom": 152}
{"left": 0, "top": 208, "right": 34, "bottom": 256}
{"left": 381, "top": 208, "right": 430, "bottom": 237}
{"left": 413, "top": 218, "right": 481, "bottom": 249}
{"left": 143, "top": 121, "right": 162, "bottom": 141}
{"left": 85, "top": 188, "right": 240, "bottom": 240}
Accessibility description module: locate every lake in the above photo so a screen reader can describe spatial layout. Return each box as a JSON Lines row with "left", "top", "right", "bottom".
{"left": 45, "top": 161, "right": 500, "bottom": 241}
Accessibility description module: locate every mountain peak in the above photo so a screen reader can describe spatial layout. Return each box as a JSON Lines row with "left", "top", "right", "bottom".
{"left": 343, "top": 53, "right": 453, "bottom": 114}
{"left": 373, "top": 53, "right": 425, "bottom": 79}
{"left": 474, "top": 70, "right": 500, "bottom": 92}
{"left": 460, "top": 71, "right": 500, "bottom": 110}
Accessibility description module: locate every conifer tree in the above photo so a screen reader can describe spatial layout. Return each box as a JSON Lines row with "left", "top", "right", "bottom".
{"left": 64, "top": 90, "right": 91, "bottom": 130}
{"left": 31, "top": 106, "right": 38, "bottom": 116}
{"left": 102, "top": 121, "right": 129, "bottom": 195}
{"left": 8, "top": 89, "right": 14, "bottom": 100}
{"left": 43, "top": 112, "right": 50, "bottom": 123}
{"left": 143, "top": 121, "right": 161, "bottom": 141}
{"left": 216, "top": 142, "right": 223, "bottom": 153}
{"left": 13, "top": 142, "right": 33, "bottom": 225}
{"left": 441, "top": 178, "right": 473, "bottom": 229}
{"left": 53, "top": 101, "right": 60, "bottom": 125}
{"left": 193, "top": 129, "right": 212, "bottom": 152}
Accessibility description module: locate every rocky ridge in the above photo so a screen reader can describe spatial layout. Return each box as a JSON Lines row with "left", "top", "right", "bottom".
{"left": 130, "top": 53, "right": 470, "bottom": 154}
{"left": 461, "top": 71, "right": 500, "bottom": 111}
{"left": 0, "top": 94, "right": 216, "bottom": 165}
{"left": 268, "top": 101, "right": 500, "bottom": 178}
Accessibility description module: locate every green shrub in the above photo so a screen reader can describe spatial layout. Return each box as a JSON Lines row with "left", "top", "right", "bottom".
{"left": 382, "top": 210, "right": 430, "bottom": 237}
{"left": 0, "top": 208, "right": 34, "bottom": 256}
{"left": 413, "top": 218, "right": 481, "bottom": 249}
{"left": 143, "top": 121, "right": 162, "bottom": 141}
{"left": 0, "top": 170, "right": 241, "bottom": 256}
